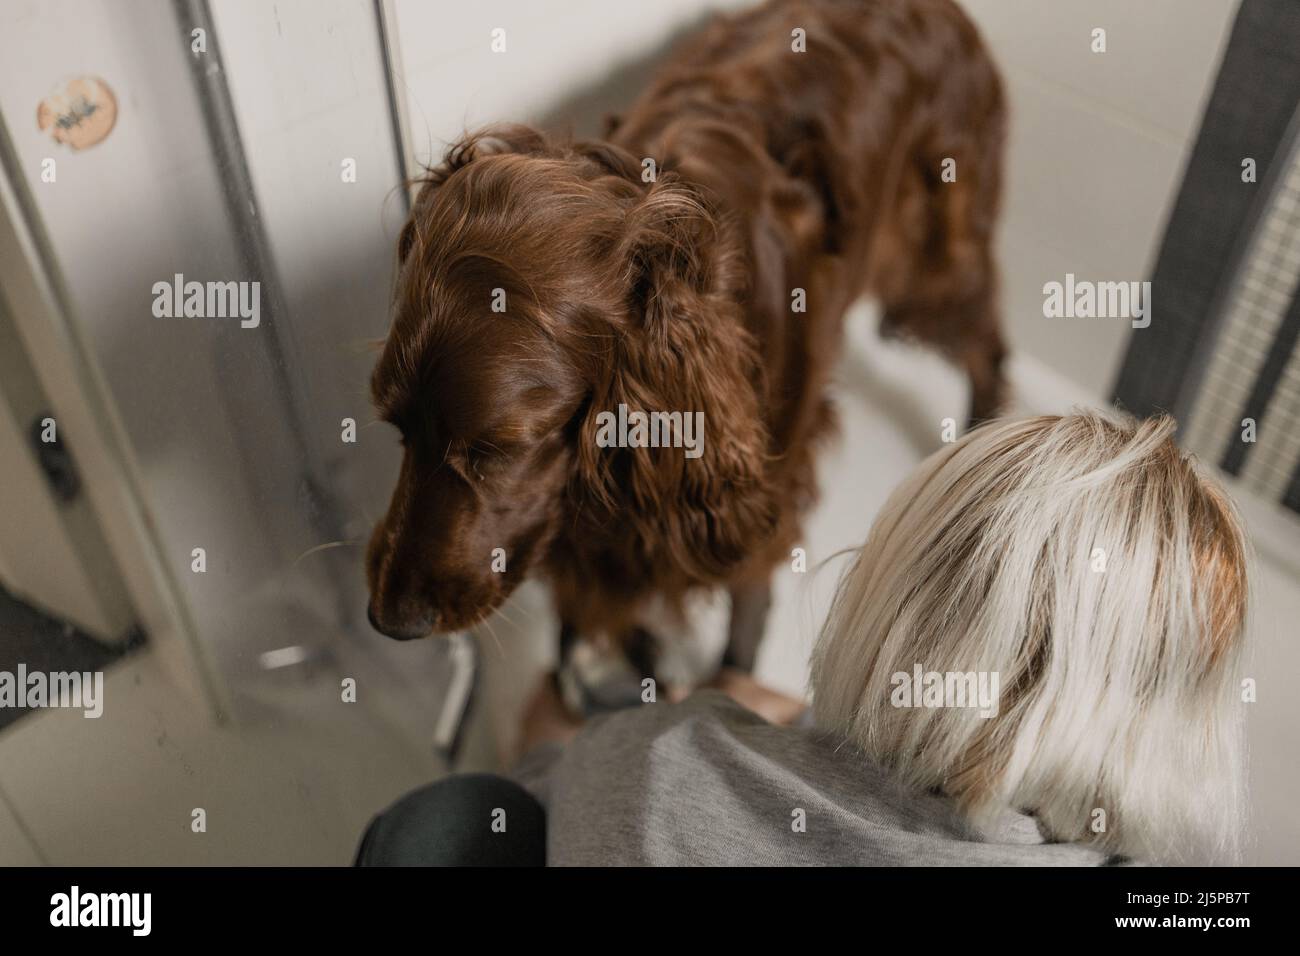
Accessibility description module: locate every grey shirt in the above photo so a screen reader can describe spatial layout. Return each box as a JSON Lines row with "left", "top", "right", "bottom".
{"left": 513, "top": 690, "right": 1120, "bottom": 866}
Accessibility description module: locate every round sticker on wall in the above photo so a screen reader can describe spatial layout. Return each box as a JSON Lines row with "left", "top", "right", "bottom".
{"left": 37, "top": 75, "right": 117, "bottom": 150}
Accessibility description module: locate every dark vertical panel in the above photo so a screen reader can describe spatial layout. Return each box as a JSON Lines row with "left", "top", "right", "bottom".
{"left": 1111, "top": 0, "right": 1300, "bottom": 421}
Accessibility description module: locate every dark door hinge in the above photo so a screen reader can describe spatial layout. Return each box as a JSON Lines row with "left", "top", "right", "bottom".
{"left": 29, "top": 412, "right": 81, "bottom": 504}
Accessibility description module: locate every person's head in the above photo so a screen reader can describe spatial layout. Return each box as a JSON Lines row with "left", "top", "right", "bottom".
{"left": 811, "top": 411, "right": 1250, "bottom": 863}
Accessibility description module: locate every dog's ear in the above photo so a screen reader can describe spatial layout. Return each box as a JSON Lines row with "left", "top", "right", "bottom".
{"left": 398, "top": 124, "right": 550, "bottom": 262}
{"left": 576, "top": 177, "right": 781, "bottom": 578}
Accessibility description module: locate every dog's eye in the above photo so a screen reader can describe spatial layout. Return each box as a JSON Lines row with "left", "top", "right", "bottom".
{"left": 467, "top": 447, "right": 492, "bottom": 469}
{"left": 465, "top": 441, "right": 508, "bottom": 478}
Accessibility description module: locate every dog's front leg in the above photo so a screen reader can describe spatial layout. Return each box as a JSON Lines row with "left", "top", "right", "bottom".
{"left": 722, "top": 579, "right": 773, "bottom": 673}
{"left": 553, "top": 621, "right": 659, "bottom": 715}
{"left": 551, "top": 620, "right": 581, "bottom": 713}
{"left": 558, "top": 620, "right": 579, "bottom": 671}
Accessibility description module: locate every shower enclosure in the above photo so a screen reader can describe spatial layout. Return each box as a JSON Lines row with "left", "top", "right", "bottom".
{"left": 0, "top": 0, "right": 471, "bottom": 748}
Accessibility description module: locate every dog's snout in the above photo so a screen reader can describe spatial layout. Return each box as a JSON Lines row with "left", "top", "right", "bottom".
{"left": 366, "top": 518, "right": 440, "bottom": 640}
{"left": 366, "top": 601, "right": 437, "bottom": 641}
{"left": 365, "top": 461, "right": 522, "bottom": 637}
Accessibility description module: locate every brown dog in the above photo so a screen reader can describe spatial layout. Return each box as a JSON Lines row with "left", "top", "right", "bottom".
{"left": 366, "top": 0, "right": 1006, "bottom": 679}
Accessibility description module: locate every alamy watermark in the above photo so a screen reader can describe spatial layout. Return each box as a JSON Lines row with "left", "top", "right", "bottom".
{"left": 1042, "top": 273, "right": 1151, "bottom": 329}
{"left": 151, "top": 273, "right": 260, "bottom": 328}
{"left": 50, "top": 886, "right": 150, "bottom": 936}
{"left": 890, "top": 665, "right": 1000, "bottom": 718}
{"left": 593, "top": 403, "right": 705, "bottom": 459}
{"left": 0, "top": 664, "right": 103, "bottom": 718}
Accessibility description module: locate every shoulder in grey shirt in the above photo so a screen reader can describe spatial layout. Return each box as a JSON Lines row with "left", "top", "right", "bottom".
{"left": 513, "top": 690, "right": 1122, "bottom": 866}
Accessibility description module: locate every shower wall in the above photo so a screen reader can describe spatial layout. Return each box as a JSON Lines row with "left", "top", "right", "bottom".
{"left": 0, "top": 0, "right": 444, "bottom": 720}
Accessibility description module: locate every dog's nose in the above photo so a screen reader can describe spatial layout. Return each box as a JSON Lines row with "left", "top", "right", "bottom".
{"left": 366, "top": 603, "right": 435, "bottom": 641}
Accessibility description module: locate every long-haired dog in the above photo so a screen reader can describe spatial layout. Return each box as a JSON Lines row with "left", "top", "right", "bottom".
{"left": 366, "top": 0, "right": 1007, "bottom": 683}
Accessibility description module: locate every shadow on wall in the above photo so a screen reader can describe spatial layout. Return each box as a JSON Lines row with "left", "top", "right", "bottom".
{"left": 533, "top": 15, "right": 712, "bottom": 140}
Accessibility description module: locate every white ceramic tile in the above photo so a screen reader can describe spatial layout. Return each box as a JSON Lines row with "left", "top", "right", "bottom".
{"left": 212, "top": 0, "right": 390, "bottom": 139}
{"left": 393, "top": 0, "right": 564, "bottom": 76}
{"left": 959, "top": 0, "right": 1239, "bottom": 143}
{"left": 1237, "top": 551, "right": 1300, "bottom": 864}
{"left": 0, "top": 651, "right": 433, "bottom": 864}
{"left": 392, "top": 0, "right": 745, "bottom": 77}
{"left": 396, "top": 0, "right": 751, "bottom": 163}
{"left": 999, "top": 63, "right": 1188, "bottom": 284}
{"left": 994, "top": 225, "right": 1133, "bottom": 400}
{"left": 0, "top": 789, "right": 44, "bottom": 866}
{"left": 400, "top": 24, "right": 634, "bottom": 160}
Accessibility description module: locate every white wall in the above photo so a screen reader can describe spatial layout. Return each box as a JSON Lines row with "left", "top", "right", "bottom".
{"left": 391, "top": 0, "right": 753, "bottom": 162}
{"left": 212, "top": 0, "right": 409, "bottom": 543}
{"left": 961, "top": 0, "right": 1241, "bottom": 396}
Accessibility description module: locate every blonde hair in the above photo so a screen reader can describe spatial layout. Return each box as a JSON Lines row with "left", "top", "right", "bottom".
{"left": 810, "top": 411, "right": 1249, "bottom": 863}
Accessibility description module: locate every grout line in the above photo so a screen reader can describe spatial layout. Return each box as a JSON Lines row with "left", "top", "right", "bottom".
{"left": 0, "top": 778, "right": 49, "bottom": 866}
{"left": 998, "top": 55, "right": 1211, "bottom": 152}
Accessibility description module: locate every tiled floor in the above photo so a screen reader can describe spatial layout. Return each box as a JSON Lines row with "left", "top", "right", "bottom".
{"left": 0, "top": 645, "right": 437, "bottom": 865}
{"left": 2, "top": 301, "right": 1297, "bottom": 864}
